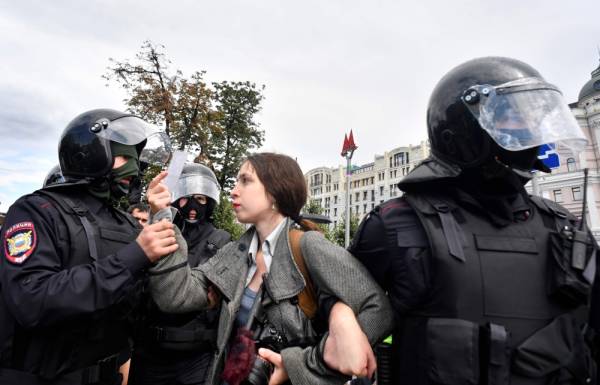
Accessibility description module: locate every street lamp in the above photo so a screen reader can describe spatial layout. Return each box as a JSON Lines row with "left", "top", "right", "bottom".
{"left": 341, "top": 130, "right": 358, "bottom": 247}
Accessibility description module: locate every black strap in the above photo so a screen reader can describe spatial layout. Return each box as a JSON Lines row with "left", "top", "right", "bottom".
{"left": 487, "top": 323, "right": 510, "bottom": 385}
{"left": 147, "top": 326, "right": 217, "bottom": 344}
{"left": 36, "top": 190, "right": 99, "bottom": 262}
{"left": 432, "top": 202, "right": 466, "bottom": 262}
{"left": 62, "top": 197, "right": 99, "bottom": 262}
{"left": 81, "top": 353, "right": 120, "bottom": 385}
{"left": 0, "top": 353, "right": 120, "bottom": 385}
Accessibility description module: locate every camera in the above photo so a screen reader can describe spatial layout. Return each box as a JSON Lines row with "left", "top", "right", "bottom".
{"left": 242, "top": 318, "right": 289, "bottom": 385}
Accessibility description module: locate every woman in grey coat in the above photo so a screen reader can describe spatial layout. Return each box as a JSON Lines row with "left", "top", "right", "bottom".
{"left": 147, "top": 153, "right": 393, "bottom": 385}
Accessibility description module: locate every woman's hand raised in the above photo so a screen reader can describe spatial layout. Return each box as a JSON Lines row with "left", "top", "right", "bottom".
{"left": 147, "top": 171, "right": 172, "bottom": 214}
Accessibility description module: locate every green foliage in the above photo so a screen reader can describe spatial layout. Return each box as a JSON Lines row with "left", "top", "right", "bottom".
{"left": 329, "top": 214, "right": 360, "bottom": 247}
{"left": 212, "top": 193, "right": 245, "bottom": 240}
{"left": 104, "top": 40, "right": 265, "bottom": 194}
{"left": 208, "top": 81, "right": 265, "bottom": 190}
{"left": 304, "top": 199, "right": 323, "bottom": 215}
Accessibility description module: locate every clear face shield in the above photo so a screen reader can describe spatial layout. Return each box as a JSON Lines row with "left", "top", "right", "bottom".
{"left": 461, "top": 77, "right": 588, "bottom": 154}
{"left": 172, "top": 174, "right": 220, "bottom": 203}
{"left": 93, "top": 116, "right": 172, "bottom": 166}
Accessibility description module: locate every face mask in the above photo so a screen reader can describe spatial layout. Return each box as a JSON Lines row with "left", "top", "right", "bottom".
{"left": 87, "top": 156, "right": 140, "bottom": 202}
{"left": 178, "top": 198, "right": 208, "bottom": 224}
{"left": 109, "top": 157, "right": 140, "bottom": 200}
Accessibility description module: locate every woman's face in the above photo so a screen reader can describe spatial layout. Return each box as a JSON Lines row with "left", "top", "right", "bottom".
{"left": 230, "top": 161, "right": 273, "bottom": 224}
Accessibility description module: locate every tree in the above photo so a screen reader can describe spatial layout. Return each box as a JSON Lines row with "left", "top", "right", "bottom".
{"left": 329, "top": 214, "right": 360, "bottom": 247}
{"left": 212, "top": 194, "right": 245, "bottom": 240}
{"left": 103, "top": 40, "right": 264, "bottom": 190}
{"left": 304, "top": 199, "right": 323, "bottom": 215}
{"left": 207, "top": 81, "right": 265, "bottom": 190}
{"left": 103, "top": 41, "right": 179, "bottom": 137}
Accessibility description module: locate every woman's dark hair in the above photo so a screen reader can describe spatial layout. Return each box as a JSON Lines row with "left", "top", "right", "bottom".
{"left": 245, "top": 152, "right": 319, "bottom": 231}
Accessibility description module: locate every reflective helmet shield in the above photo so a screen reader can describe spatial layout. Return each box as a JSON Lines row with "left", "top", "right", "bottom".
{"left": 172, "top": 163, "right": 220, "bottom": 203}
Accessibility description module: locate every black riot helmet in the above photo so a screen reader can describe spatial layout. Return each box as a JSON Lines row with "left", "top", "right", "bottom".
{"left": 58, "top": 109, "right": 171, "bottom": 182}
{"left": 42, "top": 165, "right": 65, "bottom": 188}
{"left": 427, "top": 57, "right": 587, "bottom": 170}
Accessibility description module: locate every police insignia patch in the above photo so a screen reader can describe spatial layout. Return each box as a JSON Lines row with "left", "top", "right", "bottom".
{"left": 4, "top": 221, "right": 37, "bottom": 264}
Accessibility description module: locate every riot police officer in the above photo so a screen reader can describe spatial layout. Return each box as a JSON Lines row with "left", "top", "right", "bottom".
{"left": 129, "top": 162, "right": 231, "bottom": 385}
{"left": 42, "top": 165, "right": 65, "bottom": 188}
{"left": 350, "top": 57, "right": 598, "bottom": 384}
{"left": 0, "top": 109, "right": 177, "bottom": 384}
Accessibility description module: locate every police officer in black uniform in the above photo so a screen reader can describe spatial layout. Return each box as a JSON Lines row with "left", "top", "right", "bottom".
{"left": 43, "top": 165, "right": 65, "bottom": 188}
{"left": 130, "top": 162, "right": 231, "bottom": 385}
{"left": 0, "top": 109, "right": 177, "bottom": 385}
{"left": 350, "top": 57, "right": 598, "bottom": 384}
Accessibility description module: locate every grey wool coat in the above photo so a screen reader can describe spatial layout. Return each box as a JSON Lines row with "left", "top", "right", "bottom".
{"left": 149, "top": 217, "right": 393, "bottom": 385}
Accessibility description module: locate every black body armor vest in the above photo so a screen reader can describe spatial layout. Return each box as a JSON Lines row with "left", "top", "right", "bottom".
{"left": 9, "top": 189, "right": 141, "bottom": 380}
{"left": 380, "top": 192, "right": 595, "bottom": 385}
{"left": 140, "top": 224, "right": 231, "bottom": 352}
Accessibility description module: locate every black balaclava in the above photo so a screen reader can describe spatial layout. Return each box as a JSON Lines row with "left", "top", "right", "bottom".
{"left": 456, "top": 144, "right": 538, "bottom": 225}
{"left": 88, "top": 142, "right": 140, "bottom": 202}
{"left": 172, "top": 197, "right": 210, "bottom": 229}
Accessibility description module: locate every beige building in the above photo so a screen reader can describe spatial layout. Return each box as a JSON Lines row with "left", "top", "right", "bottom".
{"left": 526, "top": 57, "right": 600, "bottom": 238}
{"left": 305, "top": 141, "right": 430, "bottom": 227}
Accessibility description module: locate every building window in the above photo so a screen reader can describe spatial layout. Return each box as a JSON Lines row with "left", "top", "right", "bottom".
{"left": 363, "top": 191, "right": 368, "bottom": 200}
{"left": 379, "top": 186, "right": 384, "bottom": 196}
{"left": 393, "top": 152, "right": 404, "bottom": 167}
{"left": 371, "top": 190, "right": 375, "bottom": 201}
{"left": 567, "top": 158, "right": 576, "bottom": 172}
{"left": 553, "top": 189, "right": 563, "bottom": 203}
{"left": 572, "top": 186, "right": 583, "bottom": 201}
{"left": 334, "top": 195, "right": 338, "bottom": 204}
{"left": 363, "top": 204, "right": 367, "bottom": 214}
{"left": 334, "top": 208, "right": 337, "bottom": 217}
{"left": 355, "top": 192, "right": 360, "bottom": 201}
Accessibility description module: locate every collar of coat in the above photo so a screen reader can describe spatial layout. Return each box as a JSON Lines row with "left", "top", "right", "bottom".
{"left": 201, "top": 218, "right": 307, "bottom": 304}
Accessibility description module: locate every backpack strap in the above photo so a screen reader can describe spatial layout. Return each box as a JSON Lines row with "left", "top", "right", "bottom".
{"left": 288, "top": 229, "right": 318, "bottom": 320}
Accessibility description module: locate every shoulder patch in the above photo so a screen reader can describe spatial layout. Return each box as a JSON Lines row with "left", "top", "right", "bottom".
{"left": 4, "top": 221, "right": 37, "bottom": 264}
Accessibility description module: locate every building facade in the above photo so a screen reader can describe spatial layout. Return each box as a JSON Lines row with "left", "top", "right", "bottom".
{"left": 305, "top": 141, "right": 430, "bottom": 227}
{"left": 525, "top": 58, "right": 600, "bottom": 238}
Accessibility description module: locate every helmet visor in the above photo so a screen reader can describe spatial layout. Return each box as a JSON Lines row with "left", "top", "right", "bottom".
{"left": 95, "top": 116, "right": 172, "bottom": 166}
{"left": 172, "top": 174, "right": 220, "bottom": 203}
{"left": 140, "top": 132, "right": 172, "bottom": 166}
{"left": 462, "top": 77, "right": 587, "bottom": 152}
{"left": 96, "top": 116, "right": 159, "bottom": 145}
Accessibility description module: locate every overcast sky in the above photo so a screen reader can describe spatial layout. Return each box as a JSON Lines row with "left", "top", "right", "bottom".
{"left": 1, "top": 0, "right": 599, "bottom": 212}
